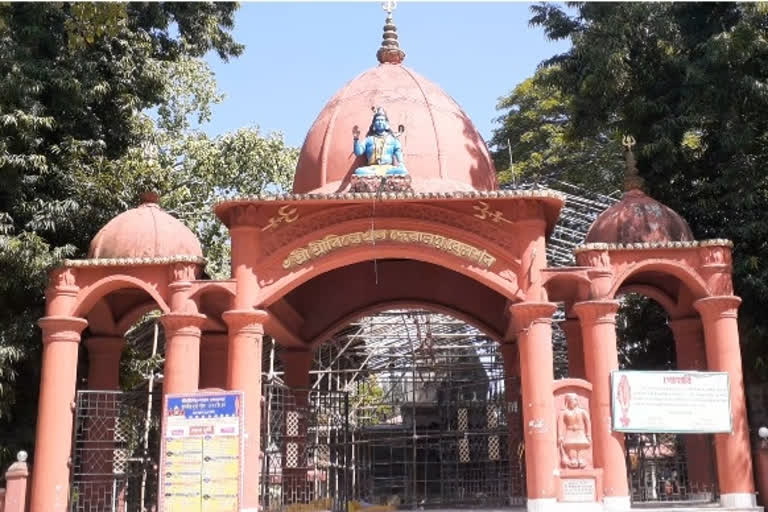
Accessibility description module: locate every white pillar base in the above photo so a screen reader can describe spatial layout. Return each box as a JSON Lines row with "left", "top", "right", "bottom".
{"left": 527, "top": 498, "right": 558, "bottom": 512}
{"left": 527, "top": 499, "right": 604, "bottom": 512}
{"left": 720, "top": 492, "right": 757, "bottom": 508}
{"left": 602, "top": 495, "right": 631, "bottom": 511}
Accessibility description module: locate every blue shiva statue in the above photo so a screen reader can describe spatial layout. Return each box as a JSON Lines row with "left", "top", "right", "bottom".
{"left": 352, "top": 107, "right": 408, "bottom": 179}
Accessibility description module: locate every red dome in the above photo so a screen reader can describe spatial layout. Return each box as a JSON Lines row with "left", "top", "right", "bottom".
{"left": 88, "top": 195, "right": 203, "bottom": 259}
{"left": 585, "top": 189, "right": 694, "bottom": 244}
{"left": 293, "top": 64, "right": 497, "bottom": 194}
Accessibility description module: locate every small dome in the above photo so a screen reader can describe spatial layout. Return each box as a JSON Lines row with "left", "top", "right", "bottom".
{"left": 88, "top": 193, "right": 203, "bottom": 259}
{"left": 585, "top": 188, "right": 694, "bottom": 244}
{"left": 293, "top": 63, "right": 497, "bottom": 194}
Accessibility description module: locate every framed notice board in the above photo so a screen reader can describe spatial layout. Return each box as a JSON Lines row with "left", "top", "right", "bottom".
{"left": 158, "top": 391, "right": 244, "bottom": 512}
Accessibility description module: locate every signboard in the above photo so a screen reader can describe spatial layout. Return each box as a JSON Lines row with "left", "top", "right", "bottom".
{"left": 611, "top": 370, "right": 731, "bottom": 433}
{"left": 159, "top": 392, "right": 244, "bottom": 512}
{"left": 561, "top": 478, "right": 596, "bottom": 502}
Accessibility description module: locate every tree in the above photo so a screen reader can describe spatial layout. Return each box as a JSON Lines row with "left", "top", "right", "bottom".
{"left": 516, "top": 2, "right": 768, "bottom": 380}
{"left": 0, "top": 2, "right": 253, "bottom": 466}
{"left": 491, "top": 67, "right": 623, "bottom": 194}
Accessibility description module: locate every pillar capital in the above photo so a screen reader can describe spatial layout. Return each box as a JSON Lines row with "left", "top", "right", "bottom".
{"left": 222, "top": 309, "right": 268, "bottom": 335}
{"left": 694, "top": 296, "right": 741, "bottom": 321}
{"left": 573, "top": 299, "right": 620, "bottom": 325}
{"left": 508, "top": 302, "right": 557, "bottom": 333}
{"left": 38, "top": 316, "right": 88, "bottom": 343}
{"left": 160, "top": 312, "right": 206, "bottom": 334}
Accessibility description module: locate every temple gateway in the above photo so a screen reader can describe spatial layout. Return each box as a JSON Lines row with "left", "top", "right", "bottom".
{"left": 11, "top": 7, "right": 759, "bottom": 512}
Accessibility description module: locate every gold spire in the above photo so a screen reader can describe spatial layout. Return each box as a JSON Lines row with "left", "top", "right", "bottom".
{"left": 376, "top": 0, "right": 405, "bottom": 65}
{"left": 622, "top": 135, "right": 645, "bottom": 191}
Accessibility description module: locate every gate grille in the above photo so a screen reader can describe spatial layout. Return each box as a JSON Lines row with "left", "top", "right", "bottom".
{"left": 260, "top": 383, "right": 350, "bottom": 512}
{"left": 70, "top": 390, "right": 162, "bottom": 512}
{"left": 625, "top": 432, "right": 718, "bottom": 504}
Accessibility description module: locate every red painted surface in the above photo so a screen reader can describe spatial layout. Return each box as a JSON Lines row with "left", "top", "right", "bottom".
{"left": 586, "top": 188, "right": 694, "bottom": 244}
{"left": 294, "top": 64, "right": 497, "bottom": 194}
{"left": 3, "top": 459, "right": 29, "bottom": 512}
{"left": 28, "top": 42, "right": 756, "bottom": 512}
{"left": 88, "top": 195, "right": 202, "bottom": 259}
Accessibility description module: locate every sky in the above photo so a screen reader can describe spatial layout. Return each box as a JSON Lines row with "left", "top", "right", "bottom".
{"left": 203, "top": 2, "right": 571, "bottom": 148}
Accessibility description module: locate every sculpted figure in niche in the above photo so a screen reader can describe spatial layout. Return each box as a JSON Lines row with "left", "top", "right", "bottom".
{"left": 558, "top": 393, "right": 591, "bottom": 469}
{"left": 352, "top": 107, "right": 408, "bottom": 179}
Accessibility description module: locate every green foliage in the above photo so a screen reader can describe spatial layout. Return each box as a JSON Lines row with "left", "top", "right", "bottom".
{"left": 496, "top": 2, "right": 768, "bottom": 379}
{"left": 0, "top": 1, "right": 297, "bottom": 468}
{"left": 491, "top": 68, "right": 623, "bottom": 194}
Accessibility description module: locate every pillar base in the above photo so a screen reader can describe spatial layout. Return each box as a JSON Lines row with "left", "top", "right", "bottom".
{"left": 720, "top": 492, "right": 757, "bottom": 508}
{"left": 602, "top": 496, "right": 630, "bottom": 511}
{"left": 527, "top": 498, "right": 558, "bottom": 512}
{"left": 527, "top": 499, "right": 604, "bottom": 512}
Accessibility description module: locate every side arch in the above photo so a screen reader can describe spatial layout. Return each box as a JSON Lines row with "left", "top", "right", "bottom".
{"left": 607, "top": 260, "right": 709, "bottom": 302}
{"left": 73, "top": 275, "right": 170, "bottom": 318}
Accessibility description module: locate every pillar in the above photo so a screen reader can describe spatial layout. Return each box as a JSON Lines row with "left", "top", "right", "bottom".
{"left": 82, "top": 337, "right": 126, "bottom": 510}
{"left": 223, "top": 309, "right": 267, "bottom": 512}
{"left": 560, "top": 318, "right": 586, "bottom": 379}
{"left": 694, "top": 296, "right": 756, "bottom": 507}
{"left": 500, "top": 342, "right": 525, "bottom": 502}
{"left": 160, "top": 313, "right": 205, "bottom": 395}
{"left": 281, "top": 349, "right": 313, "bottom": 504}
{"left": 509, "top": 302, "right": 558, "bottom": 511}
{"left": 3, "top": 452, "right": 30, "bottom": 512}
{"left": 667, "top": 317, "right": 716, "bottom": 495}
{"left": 29, "top": 315, "right": 88, "bottom": 512}
{"left": 199, "top": 333, "right": 228, "bottom": 389}
{"left": 573, "top": 300, "right": 630, "bottom": 510}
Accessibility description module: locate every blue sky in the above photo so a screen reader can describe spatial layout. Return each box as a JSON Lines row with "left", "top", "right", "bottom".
{"left": 203, "top": 2, "right": 571, "bottom": 148}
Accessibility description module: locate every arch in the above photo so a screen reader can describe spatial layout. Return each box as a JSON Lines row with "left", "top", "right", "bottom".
{"left": 309, "top": 299, "right": 505, "bottom": 346}
{"left": 258, "top": 246, "right": 522, "bottom": 308}
{"left": 73, "top": 275, "right": 170, "bottom": 318}
{"left": 542, "top": 270, "right": 591, "bottom": 303}
{"left": 115, "top": 301, "right": 163, "bottom": 334}
{"left": 616, "top": 284, "right": 679, "bottom": 318}
{"left": 189, "top": 281, "right": 236, "bottom": 302}
{"left": 256, "top": 216, "right": 523, "bottom": 306}
{"left": 607, "top": 260, "right": 708, "bottom": 302}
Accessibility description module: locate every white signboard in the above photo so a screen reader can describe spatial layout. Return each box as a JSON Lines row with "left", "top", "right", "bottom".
{"left": 611, "top": 370, "right": 731, "bottom": 433}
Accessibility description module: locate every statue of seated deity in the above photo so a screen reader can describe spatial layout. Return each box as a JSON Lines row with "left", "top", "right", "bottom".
{"left": 351, "top": 107, "right": 410, "bottom": 192}
{"left": 558, "top": 393, "right": 592, "bottom": 469}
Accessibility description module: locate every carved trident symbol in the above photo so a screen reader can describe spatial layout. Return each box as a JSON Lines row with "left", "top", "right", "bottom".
{"left": 382, "top": 0, "right": 397, "bottom": 14}
{"left": 622, "top": 134, "right": 636, "bottom": 151}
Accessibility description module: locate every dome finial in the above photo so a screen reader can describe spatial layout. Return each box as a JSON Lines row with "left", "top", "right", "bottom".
{"left": 622, "top": 134, "right": 645, "bottom": 192}
{"left": 376, "top": 0, "right": 405, "bottom": 65}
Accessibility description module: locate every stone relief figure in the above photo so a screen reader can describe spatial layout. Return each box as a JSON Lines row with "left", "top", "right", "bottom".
{"left": 558, "top": 393, "right": 592, "bottom": 469}
{"left": 350, "top": 107, "right": 411, "bottom": 192}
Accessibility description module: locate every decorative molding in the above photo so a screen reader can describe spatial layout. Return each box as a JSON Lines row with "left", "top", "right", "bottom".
{"left": 282, "top": 229, "right": 496, "bottom": 270}
{"left": 572, "top": 300, "right": 621, "bottom": 325}
{"left": 222, "top": 309, "right": 268, "bottom": 335}
{"left": 576, "top": 250, "right": 610, "bottom": 268}
{"left": 170, "top": 262, "right": 199, "bottom": 283}
{"left": 509, "top": 302, "right": 558, "bottom": 332}
{"left": 262, "top": 203, "right": 527, "bottom": 258}
{"left": 216, "top": 188, "right": 565, "bottom": 205}
{"left": 159, "top": 313, "right": 206, "bottom": 334}
{"left": 573, "top": 239, "right": 732, "bottom": 254}
{"left": 693, "top": 296, "right": 741, "bottom": 321}
{"left": 62, "top": 255, "right": 205, "bottom": 267}
{"left": 38, "top": 316, "right": 88, "bottom": 343}
{"left": 51, "top": 267, "right": 78, "bottom": 288}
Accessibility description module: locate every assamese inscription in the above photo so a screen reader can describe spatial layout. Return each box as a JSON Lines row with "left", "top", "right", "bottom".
{"left": 282, "top": 230, "right": 496, "bottom": 270}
